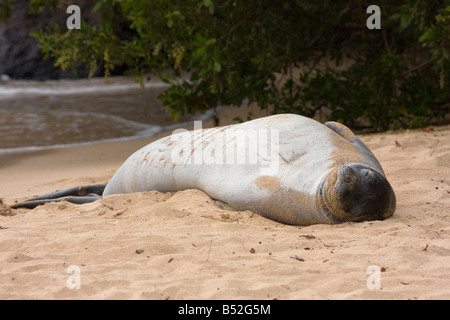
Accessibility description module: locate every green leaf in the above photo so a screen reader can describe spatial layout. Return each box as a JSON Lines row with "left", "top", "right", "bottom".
{"left": 196, "top": 47, "right": 206, "bottom": 58}
{"left": 208, "top": 3, "right": 215, "bottom": 14}
{"left": 206, "top": 38, "right": 216, "bottom": 46}
{"left": 214, "top": 61, "right": 221, "bottom": 72}
{"left": 203, "top": 0, "right": 214, "bottom": 14}
{"left": 171, "top": 109, "right": 179, "bottom": 122}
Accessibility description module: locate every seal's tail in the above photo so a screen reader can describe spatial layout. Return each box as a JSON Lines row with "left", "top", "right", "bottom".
{"left": 11, "top": 183, "right": 108, "bottom": 209}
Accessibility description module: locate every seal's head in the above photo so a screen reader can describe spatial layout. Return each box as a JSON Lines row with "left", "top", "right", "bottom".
{"left": 324, "top": 163, "right": 396, "bottom": 222}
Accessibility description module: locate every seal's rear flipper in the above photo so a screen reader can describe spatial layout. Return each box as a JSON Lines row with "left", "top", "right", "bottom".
{"left": 324, "top": 121, "right": 385, "bottom": 176}
{"left": 11, "top": 183, "right": 107, "bottom": 209}
{"left": 11, "top": 194, "right": 102, "bottom": 209}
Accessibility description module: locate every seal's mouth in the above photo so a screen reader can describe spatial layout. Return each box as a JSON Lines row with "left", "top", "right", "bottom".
{"left": 334, "top": 163, "right": 396, "bottom": 221}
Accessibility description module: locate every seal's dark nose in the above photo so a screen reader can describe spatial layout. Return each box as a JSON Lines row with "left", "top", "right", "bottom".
{"left": 340, "top": 164, "right": 396, "bottom": 221}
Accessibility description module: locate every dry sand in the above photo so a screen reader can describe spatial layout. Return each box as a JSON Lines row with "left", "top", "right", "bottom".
{"left": 0, "top": 106, "right": 449, "bottom": 300}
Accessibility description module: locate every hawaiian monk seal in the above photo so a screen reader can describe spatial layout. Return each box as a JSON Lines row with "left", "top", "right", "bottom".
{"left": 12, "top": 114, "right": 396, "bottom": 226}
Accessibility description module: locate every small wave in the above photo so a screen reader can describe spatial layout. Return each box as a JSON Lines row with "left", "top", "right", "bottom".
{"left": 0, "top": 76, "right": 170, "bottom": 97}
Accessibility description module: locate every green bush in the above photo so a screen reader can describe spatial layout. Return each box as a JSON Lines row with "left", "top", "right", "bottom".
{"left": 2, "top": 0, "right": 449, "bottom": 130}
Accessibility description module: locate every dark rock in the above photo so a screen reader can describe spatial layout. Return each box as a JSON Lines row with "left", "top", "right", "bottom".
{"left": 0, "top": 0, "right": 100, "bottom": 80}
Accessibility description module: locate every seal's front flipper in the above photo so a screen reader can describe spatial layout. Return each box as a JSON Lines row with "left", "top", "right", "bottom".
{"left": 325, "top": 121, "right": 385, "bottom": 176}
{"left": 11, "top": 183, "right": 107, "bottom": 209}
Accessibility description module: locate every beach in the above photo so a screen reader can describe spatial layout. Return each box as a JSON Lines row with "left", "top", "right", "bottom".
{"left": 0, "top": 105, "right": 449, "bottom": 300}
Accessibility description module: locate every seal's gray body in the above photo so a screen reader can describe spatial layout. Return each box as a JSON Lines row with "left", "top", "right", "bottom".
{"left": 103, "top": 114, "right": 395, "bottom": 225}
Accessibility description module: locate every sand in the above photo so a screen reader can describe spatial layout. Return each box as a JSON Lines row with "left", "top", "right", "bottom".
{"left": 0, "top": 106, "right": 449, "bottom": 300}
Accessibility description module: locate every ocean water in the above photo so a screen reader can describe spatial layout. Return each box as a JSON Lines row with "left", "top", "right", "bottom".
{"left": 0, "top": 76, "right": 216, "bottom": 155}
